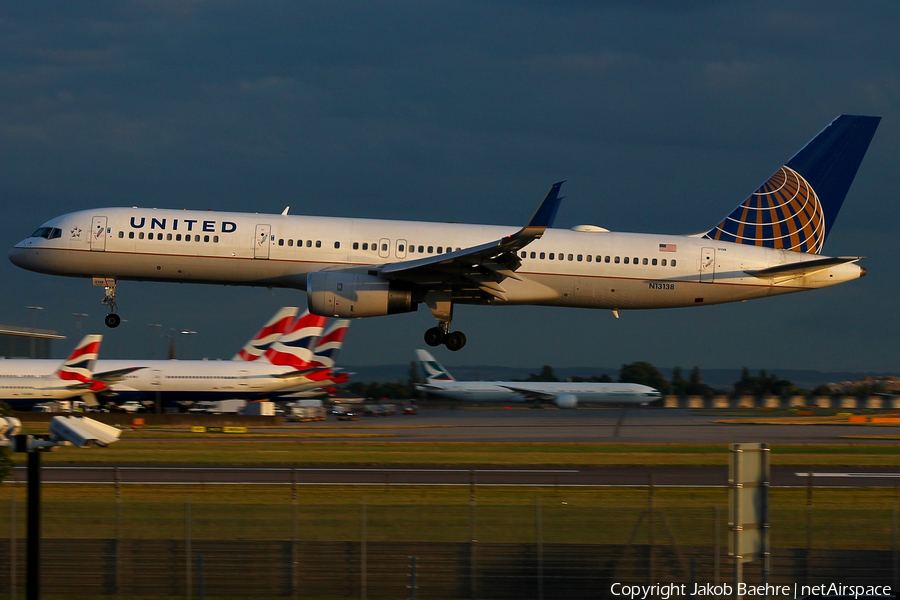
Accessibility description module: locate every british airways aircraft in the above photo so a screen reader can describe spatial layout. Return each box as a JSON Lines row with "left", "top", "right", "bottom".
{"left": 9, "top": 115, "right": 879, "bottom": 351}
{"left": 0, "top": 335, "right": 109, "bottom": 407}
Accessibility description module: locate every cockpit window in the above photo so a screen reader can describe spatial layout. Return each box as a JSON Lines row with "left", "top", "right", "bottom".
{"left": 30, "top": 227, "right": 61, "bottom": 240}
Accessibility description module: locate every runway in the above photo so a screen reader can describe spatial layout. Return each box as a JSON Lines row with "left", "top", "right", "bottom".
{"left": 11, "top": 464, "right": 900, "bottom": 487}
{"left": 266, "top": 407, "right": 900, "bottom": 445}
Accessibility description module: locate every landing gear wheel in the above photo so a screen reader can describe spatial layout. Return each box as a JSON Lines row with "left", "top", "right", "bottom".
{"left": 424, "top": 327, "right": 444, "bottom": 347}
{"left": 444, "top": 331, "right": 467, "bottom": 352}
{"left": 105, "top": 313, "right": 121, "bottom": 328}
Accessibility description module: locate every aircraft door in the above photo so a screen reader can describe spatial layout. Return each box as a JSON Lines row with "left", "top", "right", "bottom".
{"left": 254, "top": 224, "right": 271, "bottom": 259}
{"left": 699, "top": 247, "right": 716, "bottom": 282}
{"left": 378, "top": 238, "right": 390, "bottom": 259}
{"left": 396, "top": 239, "right": 408, "bottom": 259}
{"left": 90, "top": 216, "right": 108, "bottom": 251}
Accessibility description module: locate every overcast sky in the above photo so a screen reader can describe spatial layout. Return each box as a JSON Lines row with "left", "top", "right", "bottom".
{"left": 1, "top": 1, "right": 897, "bottom": 374}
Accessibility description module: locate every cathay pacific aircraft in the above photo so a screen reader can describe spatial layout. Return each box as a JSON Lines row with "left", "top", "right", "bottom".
{"left": 9, "top": 115, "right": 879, "bottom": 351}
{"left": 415, "top": 349, "right": 660, "bottom": 407}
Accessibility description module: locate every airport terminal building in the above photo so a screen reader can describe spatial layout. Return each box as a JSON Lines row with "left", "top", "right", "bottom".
{"left": 0, "top": 324, "right": 64, "bottom": 358}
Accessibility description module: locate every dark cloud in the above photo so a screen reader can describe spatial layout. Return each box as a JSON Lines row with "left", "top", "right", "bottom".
{"left": 1, "top": 0, "right": 897, "bottom": 373}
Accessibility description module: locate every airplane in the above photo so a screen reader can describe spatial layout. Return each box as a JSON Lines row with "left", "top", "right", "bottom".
{"left": 269, "top": 318, "right": 353, "bottom": 396}
{"left": 9, "top": 115, "right": 879, "bottom": 351}
{"left": 0, "top": 309, "right": 343, "bottom": 408}
{"left": 415, "top": 349, "right": 661, "bottom": 407}
{"left": 0, "top": 335, "right": 111, "bottom": 408}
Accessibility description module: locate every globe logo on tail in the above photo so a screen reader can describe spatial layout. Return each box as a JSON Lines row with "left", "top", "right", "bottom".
{"left": 705, "top": 166, "right": 825, "bottom": 254}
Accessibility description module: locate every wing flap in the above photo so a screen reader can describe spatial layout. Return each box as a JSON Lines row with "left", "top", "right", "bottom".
{"left": 498, "top": 385, "right": 556, "bottom": 402}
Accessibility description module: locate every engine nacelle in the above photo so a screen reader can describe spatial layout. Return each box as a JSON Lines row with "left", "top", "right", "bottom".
{"left": 554, "top": 394, "right": 578, "bottom": 409}
{"left": 307, "top": 271, "right": 414, "bottom": 318}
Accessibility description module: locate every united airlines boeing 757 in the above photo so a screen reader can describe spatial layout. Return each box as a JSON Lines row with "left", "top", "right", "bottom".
{"left": 9, "top": 115, "right": 879, "bottom": 351}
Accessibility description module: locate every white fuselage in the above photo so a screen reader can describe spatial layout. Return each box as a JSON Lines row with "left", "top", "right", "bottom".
{"left": 0, "top": 373, "right": 90, "bottom": 403}
{"left": 9, "top": 207, "right": 864, "bottom": 311}
{"left": 419, "top": 380, "right": 661, "bottom": 405}
{"left": 0, "top": 358, "right": 328, "bottom": 405}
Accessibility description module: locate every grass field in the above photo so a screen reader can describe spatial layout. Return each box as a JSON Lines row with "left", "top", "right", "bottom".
{"left": 12, "top": 435, "right": 900, "bottom": 467}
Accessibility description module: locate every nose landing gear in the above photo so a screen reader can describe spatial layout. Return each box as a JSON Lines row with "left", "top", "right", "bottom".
{"left": 97, "top": 278, "right": 120, "bottom": 328}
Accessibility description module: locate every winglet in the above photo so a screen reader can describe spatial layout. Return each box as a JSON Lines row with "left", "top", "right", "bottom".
{"left": 524, "top": 181, "right": 565, "bottom": 232}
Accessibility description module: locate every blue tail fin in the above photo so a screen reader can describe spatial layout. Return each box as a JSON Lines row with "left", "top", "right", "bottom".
{"left": 703, "top": 115, "right": 880, "bottom": 254}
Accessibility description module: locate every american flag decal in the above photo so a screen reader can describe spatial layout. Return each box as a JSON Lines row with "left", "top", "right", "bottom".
{"left": 659, "top": 244, "right": 677, "bottom": 252}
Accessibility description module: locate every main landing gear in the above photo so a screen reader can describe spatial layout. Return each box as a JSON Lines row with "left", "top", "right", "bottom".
{"left": 99, "top": 278, "right": 121, "bottom": 328}
{"left": 423, "top": 291, "right": 467, "bottom": 351}
{"left": 424, "top": 325, "right": 467, "bottom": 351}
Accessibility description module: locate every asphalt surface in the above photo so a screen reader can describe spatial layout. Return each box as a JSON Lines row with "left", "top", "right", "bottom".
{"left": 12, "top": 465, "right": 900, "bottom": 487}
{"left": 11, "top": 409, "right": 898, "bottom": 487}
{"left": 271, "top": 407, "right": 899, "bottom": 444}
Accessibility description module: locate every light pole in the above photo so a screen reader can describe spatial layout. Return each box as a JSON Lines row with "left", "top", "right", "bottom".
{"left": 180, "top": 330, "right": 197, "bottom": 360}
{"left": 148, "top": 324, "right": 161, "bottom": 359}
{"left": 72, "top": 313, "right": 88, "bottom": 335}
{"left": 25, "top": 306, "right": 43, "bottom": 358}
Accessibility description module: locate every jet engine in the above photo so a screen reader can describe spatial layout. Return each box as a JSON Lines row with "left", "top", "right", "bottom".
{"left": 307, "top": 271, "right": 415, "bottom": 318}
{"left": 554, "top": 394, "right": 578, "bottom": 409}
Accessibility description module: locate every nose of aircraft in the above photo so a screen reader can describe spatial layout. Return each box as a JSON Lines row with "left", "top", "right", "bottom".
{"left": 8, "top": 246, "right": 28, "bottom": 269}
{"left": 860, "top": 266, "right": 867, "bottom": 278}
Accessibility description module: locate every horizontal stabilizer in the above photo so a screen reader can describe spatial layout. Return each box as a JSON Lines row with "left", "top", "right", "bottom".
{"left": 745, "top": 256, "right": 862, "bottom": 279}
{"left": 92, "top": 366, "right": 147, "bottom": 382}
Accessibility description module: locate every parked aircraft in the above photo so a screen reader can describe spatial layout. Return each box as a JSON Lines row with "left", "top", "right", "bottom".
{"left": 0, "top": 309, "right": 348, "bottom": 408}
{"left": 415, "top": 349, "right": 661, "bottom": 407}
{"left": 10, "top": 115, "right": 879, "bottom": 351}
{"left": 0, "top": 335, "right": 111, "bottom": 408}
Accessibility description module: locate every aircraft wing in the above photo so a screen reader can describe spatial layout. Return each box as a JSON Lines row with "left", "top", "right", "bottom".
{"left": 377, "top": 182, "right": 565, "bottom": 299}
{"left": 497, "top": 385, "right": 557, "bottom": 402}
{"left": 415, "top": 383, "right": 449, "bottom": 391}
{"left": 92, "top": 366, "right": 147, "bottom": 383}
{"left": 271, "top": 367, "right": 330, "bottom": 379}
{"left": 744, "top": 256, "right": 862, "bottom": 281}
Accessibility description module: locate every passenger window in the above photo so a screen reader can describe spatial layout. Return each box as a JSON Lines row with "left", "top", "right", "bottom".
{"left": 642, "top": 258, "right": 648, "bottom": 265}
{"left": 652, "top": 258, "right": 657, "bottom": 266}
{"left": 549, "top": 253, "right": 555, "bottom": 260}
{"left": 418, "top": 245, "right": 424, "bottom": 253}
{"left": 623, "top": 257, "right": 629, "bottom": 264}
{"left": 614, "top": 256, "right": 620, "bottom": 264}
{"left": 278, "top": 239, "right": 284, "bottom": 246}
{"left": 204, "top": 235, "right": 210, "bottom": 242}
{"left": 176, "top": 234, "right": 182, "bottom": 241}
{"left": 353, "top": 242, "right": 358, "bottom": 250}
{"left": 539, "top": 252, "right": 545, "bottom": 259}
{"left": 167, "top": 233, "right": 172, "bottom": 241}
{"left": 193, "top": 235, "right": 199, "bottom": 242}
{"left": 633, "top": 257, "right": 638, "bottom": 264}
{"left": 316, "top": 240, "right": 322, "bottom": 248}
{"left": 530, "top": 252, "right": 536, "bottom": 259}
{"left": 672, "top": 259, "right": 677, "bottom": 267}
{"left": 604, "top": 256, "right": 610, "bottom": 263}
{"left": 129, "top": 232, "right": 135, "bottom": 239}
{"left": 661, "top": 259, "right": 666, "bottom": 266}
{"left": 288, "top": 239, "right": 294, "bottom": 247}
{"left": 213, "top": 236, "right": 219, "bottom": 243}
{"left": 334, "top": 241, "right": 340, "bottom": 249}
{"left": 520, "top": 251, "right": 526, "bottom": 258}
{"left": 427, "top": 246, "right": 433, "bottom": 253}
{"left": 139, "top": 232, "right": 145, "bottom": 240}
{"left": 362, "top": 242, "right": 368, "bottom": 250}
{"left": 585, "top": 255, "right": 590, "bottom": 262}
{"left": 398, "top": 244, "right": 405, "bottom": 252}
{"left": 437, "top": 247, "right": 443, "bottom": 254}
{"left": 568, "top": 254, "right": 573, "bottom": 261}
{"left": 381, "top": 243, "right": 387, "bottom": 251}
{"left": 306, "top": 240, "right": 312, "bottom": 247}
{"left": 118, "top": 231, "right": 124, "bottom": 239}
